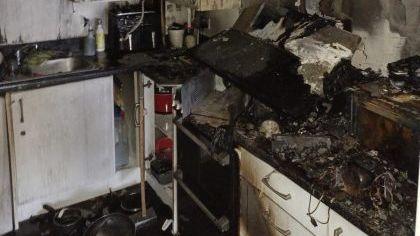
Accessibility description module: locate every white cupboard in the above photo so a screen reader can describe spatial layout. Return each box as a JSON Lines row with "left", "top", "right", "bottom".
{"left": 238, "top": 147, "right": 367, "bottom": 236}
{"left": 328, "top": 210, "right": 367, "bottom": 236}
{"left": 0, "top": 96, "right": 13, "bottom": 234}
{"left": 6, "top": 76, "right": 141, "bottom": 222}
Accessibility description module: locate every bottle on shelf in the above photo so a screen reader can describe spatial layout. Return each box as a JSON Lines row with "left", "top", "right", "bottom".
{"left": 184, "top": 8, "right": 196, "bottom": 49}
{"left": 96, "top": 18, "right": 106, "bottom": 53}
{"left": 83, "top": 19, "right": 96, "bottom": 56}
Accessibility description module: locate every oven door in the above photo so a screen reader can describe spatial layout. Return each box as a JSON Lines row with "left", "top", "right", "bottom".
{"left": 177, "top": 127, "right": 239, "bottom": 236}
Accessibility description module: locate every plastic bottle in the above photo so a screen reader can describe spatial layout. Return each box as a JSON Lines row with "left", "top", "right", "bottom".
{"left": 84, "top": 21, "right": 96, "bottom": 56}
{"left": 185, "top": 8, "right": 196, "bottom": 49}
{"left": 96, "top": 19, "right": 105, "bottom": 52}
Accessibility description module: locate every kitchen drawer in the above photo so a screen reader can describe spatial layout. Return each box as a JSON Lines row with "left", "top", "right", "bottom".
{"left": 239, "top": 147, "right": 275, "bottom": 189}
{"left": 328, "top": 210, "right": 367, "bottom": 236}
{"left": 240, "top": 177, "right": 249, "bottom": 236}
{"left": 258, "top": 190, "right": 314, "bottom": 236}
{"left": 239, "top": 147, "right": 329, "bottom": 236}
{"left": 245, "top": 181, "right": 314, "bottom": 236}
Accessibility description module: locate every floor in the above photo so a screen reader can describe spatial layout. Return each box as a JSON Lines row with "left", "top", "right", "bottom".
{"left": 138, "top": 187, "right": 223, "bottom": 236}
{"left": 5, "top": 183, "right": 224, "bottom": 236}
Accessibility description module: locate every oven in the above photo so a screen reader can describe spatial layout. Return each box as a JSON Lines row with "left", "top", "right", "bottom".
{"left": 175, "top": 120, "right": 239, "bottom": 236}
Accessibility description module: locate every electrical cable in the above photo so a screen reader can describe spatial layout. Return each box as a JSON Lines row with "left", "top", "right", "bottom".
{"left": 307, "top": 190, "right": 330, "bottom": 225}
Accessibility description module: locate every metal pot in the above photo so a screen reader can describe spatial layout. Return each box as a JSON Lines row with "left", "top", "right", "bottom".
{"left": 43, "top": 204, "right": 84, "bottom": 236}
{"left": 120, "top": 192, "right": 150, "bottom": 213}
{"left": 84, "top": 213, "right": 135, "bottom": 236}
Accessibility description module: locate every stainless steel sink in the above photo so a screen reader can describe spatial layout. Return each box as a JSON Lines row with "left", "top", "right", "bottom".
{"left": 29, "top": 57, "right": 97, "bottom": 76}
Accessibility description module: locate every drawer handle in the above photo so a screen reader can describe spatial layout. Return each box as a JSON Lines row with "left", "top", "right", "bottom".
{"left": 334, "top": 227, "right": 343, "bottom": 236}
{"left": 262, "top": 171, "right": 291, "bottom": 200}
{"left": 134, "top": 103, "right": 140, "bottom": 127}
{"left": 19, "top": 98, "right": 24, "bottom": 123}
{"left": 262, "top": 210, "right": 291, "bottom": 236}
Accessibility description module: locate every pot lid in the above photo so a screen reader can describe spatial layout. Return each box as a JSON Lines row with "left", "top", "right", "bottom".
{"left": 84, "top": 213, "right": 135, "bottom": 236}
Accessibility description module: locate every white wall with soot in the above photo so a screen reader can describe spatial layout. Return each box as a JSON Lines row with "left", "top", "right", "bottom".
{"left": 197, "top": 0, "right": 420, "bottom": 75}
{"left": 297, "top": 0, "right": 420, "bottom": 74}
{"left": 0, "top": 0, "right": 139, "bottom": 45}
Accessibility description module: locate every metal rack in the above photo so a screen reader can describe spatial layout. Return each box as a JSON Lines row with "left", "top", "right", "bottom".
{"left": 171, "top": 118, "right": 232, "bottom": 235}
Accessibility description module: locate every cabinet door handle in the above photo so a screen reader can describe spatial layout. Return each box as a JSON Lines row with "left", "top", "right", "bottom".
{"left": 134, "top": 103, "right": 140, "bottom": 127}
{"left": 19, "top": 98, "right": 24, "bottom": 123}
{"left": 262, "top": 210, "right": 291, "bottom": 236}
{"left": 262, "top": 171, "right": 291, "bottom": 200}
{"left": 334, "top": 227, "right": 343, "bottom": 236}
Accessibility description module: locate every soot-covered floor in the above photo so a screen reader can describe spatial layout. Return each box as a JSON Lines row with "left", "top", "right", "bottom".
{"left": 6, "top": 183, "right": 223, "bottom": 236}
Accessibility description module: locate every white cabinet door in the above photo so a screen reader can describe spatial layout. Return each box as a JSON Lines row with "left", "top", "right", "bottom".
{"left": 328, "top": 210, "right": 367, "bottom": 236}
{"left": 142, "top": 75, "right": 155, "bottom": 161}
{"left": 245, "top": 180, "right": 314, "bottom": 236}
{"left": 0, "top": 97, "right": 13, "bottom": 234}
{"left": 10, "top": 77, "right": 115, "bottom": 221}
{"left": 239, "top": 177, "right": 249, "bottom": 236}
{"left": 240, "top": 147, "right": 329, "bottom": 236}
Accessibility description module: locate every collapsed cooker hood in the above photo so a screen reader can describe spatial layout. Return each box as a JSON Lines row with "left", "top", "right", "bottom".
{"left": 190, "top": 29, "right": 317, "bottom": 118}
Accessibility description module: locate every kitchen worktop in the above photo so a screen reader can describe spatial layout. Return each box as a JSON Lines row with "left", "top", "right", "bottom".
{"left": 0, "top": 55, "right": 137, "bottom": 94}
{"left": 121, "top": 51, "right": 208, "bottom": 87}
{"left": 0, "top": 46, "right": 205, "bottom": 94}
{"left": 182, "top": 113, "right": 417, "bottom": 236}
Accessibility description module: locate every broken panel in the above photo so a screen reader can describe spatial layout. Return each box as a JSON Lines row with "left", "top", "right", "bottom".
{"left": 352, "top": 85, "right": 420, "bottom": 181}
{"left": 191, "top": 29, "right": 316, "bottom": 118}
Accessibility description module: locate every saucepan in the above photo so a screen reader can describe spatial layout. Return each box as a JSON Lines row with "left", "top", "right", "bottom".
{"left": 120, "top": 191, "right": 151, "bottom": 213}
{"left": 43, "top": 204, "right": 84, "bottom": 236}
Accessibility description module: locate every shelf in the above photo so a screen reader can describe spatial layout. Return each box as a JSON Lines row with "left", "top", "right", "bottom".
{"left": 146, "top": 170, "right": 173, "bottom": 209}
{"left": 155, "top": 113, "right": 174, "bottom": 139}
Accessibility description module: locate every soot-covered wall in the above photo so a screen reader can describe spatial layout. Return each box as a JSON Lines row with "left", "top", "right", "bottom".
{"left": 258, "top": 0, "right": 420, "bottom": 73}
{"left": 0, "top": 0, "right": 139, "bottom": 46}
{"left": 312, "top": 0, "right": 420, "bottom": 74}
{"left": 205, "top": 0, "right": 420, "bottom": 74}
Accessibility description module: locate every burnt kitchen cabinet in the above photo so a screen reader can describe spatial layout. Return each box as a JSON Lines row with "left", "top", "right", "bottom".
{"left": 351, "top": 89, "right": 420, "bottom": 181}
{"left": 0, "top": 96, "right": 13, "bottom": 234}
{"left": 240, "top": 177, "right": 314, "bottom": 236}
{"left": 6, "top": 76, "right": 116, "bottom": 223}
{"left": 237, "top": 147, "right": 367, "bottom": 236}
{"left": 238, "top": 148, "right": 315, "bottom": 236}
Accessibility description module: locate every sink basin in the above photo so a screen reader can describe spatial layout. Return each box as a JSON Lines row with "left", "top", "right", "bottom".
{"left": 29, "top": 57, "right": 98, "bottom": 76}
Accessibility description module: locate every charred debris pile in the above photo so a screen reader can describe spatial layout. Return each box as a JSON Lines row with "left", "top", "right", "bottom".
{"left": 188, "top": 3, "right": 419, "bottom": 234}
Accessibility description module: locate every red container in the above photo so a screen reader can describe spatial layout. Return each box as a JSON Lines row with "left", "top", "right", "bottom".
{"left": 155, "top": 137, "right": 173, "bottom": 161}
{"left": 155, "top": 92, "right": 173, "bottom": 114}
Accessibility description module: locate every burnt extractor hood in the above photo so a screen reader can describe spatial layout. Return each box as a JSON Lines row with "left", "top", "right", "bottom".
{"left": 191, "top": 29, "right": 317, "bottom": 118}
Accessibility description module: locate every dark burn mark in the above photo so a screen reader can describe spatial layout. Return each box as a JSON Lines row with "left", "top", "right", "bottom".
{"left": 319, "top": 0, "right": 420, "bottom": 65}
{"left": 341, "top": 0, "right": 383, "bottom": 33}
{"left": 0, "top": 26, "right": 7, "bottom": 44}
{"left": 0, "top": 27, "right": 3, "bottom": 44}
